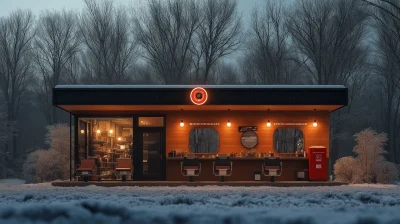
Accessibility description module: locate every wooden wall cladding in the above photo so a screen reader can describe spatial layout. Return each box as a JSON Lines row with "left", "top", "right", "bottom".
{"left": 165, "top": 110, "right": 330, "bottom": 157}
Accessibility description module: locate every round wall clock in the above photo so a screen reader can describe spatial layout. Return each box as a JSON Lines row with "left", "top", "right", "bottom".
{"left": 240, "top": 131, "right": 258, "bottom": 149}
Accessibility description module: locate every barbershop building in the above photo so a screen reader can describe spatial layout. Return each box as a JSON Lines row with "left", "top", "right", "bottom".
{"left": 53, "top": 85, "right": 347, "bottom": 182}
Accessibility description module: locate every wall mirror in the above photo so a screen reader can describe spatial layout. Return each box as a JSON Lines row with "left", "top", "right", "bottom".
{"left": 273, "top": 128, "right": 304, "bottom": 153}
{"left": 189, "top": 128, "right": 219, "bottom": 153}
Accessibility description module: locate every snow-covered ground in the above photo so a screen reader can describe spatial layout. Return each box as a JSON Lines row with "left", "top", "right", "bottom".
{"left": 0, "top": 181, "right": 399, "bottom": 224}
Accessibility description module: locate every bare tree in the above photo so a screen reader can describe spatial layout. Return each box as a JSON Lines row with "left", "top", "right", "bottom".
{"left": 369, "top": 0, "right": 400, "bottom": 163}
{"left": 80, "top": 0, "right": 137, "bottom": 84}
{"left": 0, "top": 10, "right": 35, "bottom": 158}
{"left": 33, "top": 10, "right": 80, "bottom": 124}
{"left": 242, "top": 1, "right": 298, "bottom": 85}
{"left": 362, "top": 0, "right": 400, "bottom": 22}
{"left": 286, "top": 0, "right": 370, "bottom": 170}
{"left": 191, "top": 0, "right": 242, "bottom": 84}
{"left": 134, "top": 0, "right": 200, "bottom": 84}
{"left": 209, "top": 61, "right": 241, "bottom": 84}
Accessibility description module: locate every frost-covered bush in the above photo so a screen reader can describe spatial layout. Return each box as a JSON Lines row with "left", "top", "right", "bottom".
{"left": 376, "top": 161, "right": 399, "bottom": 184}
{"left": 333, "top": 157, "right": 358, "bottom": 183}
{"left": 334, "top": 128, "right": 399, "bottom": 184}
{"left": 23, "top": 150, "right": 41, "bottom": 183}
{"left": 23, "top": 124, "right": 70, "bottom": 183}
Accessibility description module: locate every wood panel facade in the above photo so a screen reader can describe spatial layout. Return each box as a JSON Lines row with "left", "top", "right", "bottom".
{"left": 165, "top": 110, "right": 329, "bottom": 157}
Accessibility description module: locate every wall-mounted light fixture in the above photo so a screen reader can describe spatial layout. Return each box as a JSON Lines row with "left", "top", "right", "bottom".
{"left": 180, "top": 109, "right": 184, "bottom": 127}
{"left": 80, "top": 130, "right": 85, "bottom": 134}
{"left": 109, "top": 129, "right": 113, "bottom": 134}
{"left": 313, "top": 109, "right": 318, "bottom": 127}
{"left": 227, "top": 109, "right": 232, "bottom": 127}
{"left": 267, "top": 108, "right": 271, "bottom": 127}
{"left": 118, "top": 137, "right": 122, "bottom": 141}
{"left": 96, "top": 129, "right": 101, "bottom": 134}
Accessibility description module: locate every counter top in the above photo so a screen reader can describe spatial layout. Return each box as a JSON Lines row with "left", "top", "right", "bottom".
{"left": 166, "top": 157, "right": 308, "bottom": 160}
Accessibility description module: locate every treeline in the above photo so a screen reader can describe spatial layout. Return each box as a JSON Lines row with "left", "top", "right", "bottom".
{"left": 0, "top": 0, "right": 400, "bottom": 178}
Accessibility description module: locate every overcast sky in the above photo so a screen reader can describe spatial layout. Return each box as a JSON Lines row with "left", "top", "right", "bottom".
{"left": 0, "top": 0, "right": 266, "bottom": 25}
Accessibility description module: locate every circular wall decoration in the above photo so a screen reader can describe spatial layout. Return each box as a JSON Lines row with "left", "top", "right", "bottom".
{"left": 240, "top": 131, "right": 258, "bottom": 149}
{"left": 190, "top": 87, "right": 208, "bottom": 105}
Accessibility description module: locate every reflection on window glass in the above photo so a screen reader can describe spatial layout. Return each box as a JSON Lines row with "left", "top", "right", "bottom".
{"left": 189, "top": 128, "right": 219, "bottom": 153}
{"left": 273, "top": 128, "right": 304, "bottom": 153}
{"left": 77, "top": 118, "right": 133, "bottom": 179}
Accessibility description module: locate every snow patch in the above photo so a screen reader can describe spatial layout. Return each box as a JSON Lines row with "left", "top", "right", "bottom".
{"left": 0, "top": 179, "right": 25, "bottom": 186}
{"left": 0, "top": 184, "right": 398, "bottom": 223}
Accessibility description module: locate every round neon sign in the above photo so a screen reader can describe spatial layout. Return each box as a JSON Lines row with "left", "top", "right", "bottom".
{"left": 190, "top": 87, "right": 208, "bottom": 105}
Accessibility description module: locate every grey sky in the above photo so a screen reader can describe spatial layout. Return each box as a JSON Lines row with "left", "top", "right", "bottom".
{"left": 0, "top": 0, "right": 265, "bottom": 25}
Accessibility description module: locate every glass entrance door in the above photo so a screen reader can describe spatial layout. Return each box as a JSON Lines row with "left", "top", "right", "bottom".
{"left": 135, "top": 129, "right": 165, "bottom": 180}
{"left": 141, "top": 131, "right": 162, "bottom": 177}
{"left": 134, "top": 116, "right": 165, "bottom": 180}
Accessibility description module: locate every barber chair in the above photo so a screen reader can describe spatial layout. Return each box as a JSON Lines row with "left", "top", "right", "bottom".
{"left": 76, "top": 159, "right": 97, "bottom": 182}
{"left": 181, "top": 156, "right": 201, "bottom": 182}
{"left": 115, "top": 158, "right": 133, "bottom": 181}
{"left": 262, "top": 157, "right": 282, "bottom": 182}
{"left": 213, "top": 155, "right": 232, "bottom": 182}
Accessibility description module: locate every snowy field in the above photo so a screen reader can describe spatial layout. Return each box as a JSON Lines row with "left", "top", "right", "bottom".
{"left": 0, "top": 181, "right": 399, "bottom": 224}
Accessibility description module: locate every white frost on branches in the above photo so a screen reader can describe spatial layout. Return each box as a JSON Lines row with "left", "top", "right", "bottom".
{"left": 334, "top": 128, "right": 399, "bottom": 184}
{"left": 23, "top": 123, "right": 70, "bottom": 183}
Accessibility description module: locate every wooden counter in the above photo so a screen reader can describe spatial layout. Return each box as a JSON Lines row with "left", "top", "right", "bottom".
{"left": 167, "top": 157, "right": 308, "bottom": 161}
{"left": 166, "top": 157, "right": 309, "bottom": 181}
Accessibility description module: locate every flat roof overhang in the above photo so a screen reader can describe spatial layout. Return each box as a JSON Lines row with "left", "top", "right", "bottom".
{"left": 53, "top": 85, "right": 348, "bottom": 115}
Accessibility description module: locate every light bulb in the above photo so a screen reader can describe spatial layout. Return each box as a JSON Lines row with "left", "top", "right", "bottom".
{"left": 96, "top": 130, "right": 101, "bottom": 134}
{"left": 180, "top": 120, "right": 184, "bottom": 127}
{"left": 118, "top": 137, "right": 121, "bottom": 141}
{"left": 80, "top": 130, "right": 85, "bottom": 134}
{"left": 227, "top": 120, "right": 231, "bottom": 127}
{"left": 313, "top": 120, "right": 318, "bottom": 127}
{"left": 109, "top": 130, "right": 113, "bottom": 134}
{"left": 267, "top": 120, "right": 271, "bottom": 127}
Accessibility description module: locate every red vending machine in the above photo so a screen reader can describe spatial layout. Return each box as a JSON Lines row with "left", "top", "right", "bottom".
{"left": 308, "top": 146, "right": 327, "bottom": 181}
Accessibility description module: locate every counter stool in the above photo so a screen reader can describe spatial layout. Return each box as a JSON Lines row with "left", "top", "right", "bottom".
{"left": 213, "top": 155, "right": 232, "bottom": 182}
{"left": 181, "top": 156, "right": 201, "bottom": 182}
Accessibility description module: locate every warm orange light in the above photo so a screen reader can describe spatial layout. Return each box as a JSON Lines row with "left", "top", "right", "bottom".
{"left": 190, "top": 87, "right": 208, "bottom": 105}
{"left": 180, "top": 120, "right": 184, "bottom": 127}
{"left": 267, "top": 120, "right": 271, "bottom": 127}
{"left": 80, "top": 130, "right": 85, "bottom": 134}
{"left": 313, "top": 120, "right": 318, "bottom": 127}
{"left": 96, "top": 129, "right": 101, "bottom": 134}
{"left": 227, "top": 120, "right": 231, "bottom": 127}
{"left": 109, "top": 130, "right": 113, "bottom": 134}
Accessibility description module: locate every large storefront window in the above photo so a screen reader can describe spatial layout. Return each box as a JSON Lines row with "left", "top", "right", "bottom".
{"left": 78, "top": 118, "right": 133, "bottom": 179}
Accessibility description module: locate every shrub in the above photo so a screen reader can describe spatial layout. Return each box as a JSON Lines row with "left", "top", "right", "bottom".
{"left": 376, "top": 161, "right": 399, "bottom": 184}
{"left": 333, "top": 156, "right": 358, "bottom": 183}
{"left": 334, "top": 128, "right": 399, "bottom": 184}
{"left": 23, "top": 124, "right": 70, "bottom": 183}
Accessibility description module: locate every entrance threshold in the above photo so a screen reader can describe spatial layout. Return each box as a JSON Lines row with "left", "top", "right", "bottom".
{"left": 51, "top": 181, "right": 347, "bottom": 187}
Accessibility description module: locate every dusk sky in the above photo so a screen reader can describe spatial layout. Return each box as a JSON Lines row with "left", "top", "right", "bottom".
{"left": 0, "top": 0, "right": 267, "bottom": 24}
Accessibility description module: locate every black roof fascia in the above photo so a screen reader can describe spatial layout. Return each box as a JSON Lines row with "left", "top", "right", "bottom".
{"left": 53, "top": 85, "right": 348, "bottom": 106}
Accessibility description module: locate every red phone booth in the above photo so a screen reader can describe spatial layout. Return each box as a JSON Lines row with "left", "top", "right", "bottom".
{"left": 308, "top": 146, "right": 327, "bottom": 181}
